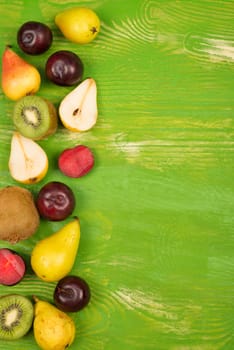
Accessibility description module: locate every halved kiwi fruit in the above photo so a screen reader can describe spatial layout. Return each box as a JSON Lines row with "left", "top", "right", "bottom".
{"left": 0, "top": 294, "right": 34, "bottom": 340}
{"left": 13, "top": 95, "right": 58, "bottom": 140}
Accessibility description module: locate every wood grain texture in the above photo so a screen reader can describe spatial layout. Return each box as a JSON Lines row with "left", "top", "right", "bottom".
{"left": 0, "top": 1, "right": 233, "bottom": 349}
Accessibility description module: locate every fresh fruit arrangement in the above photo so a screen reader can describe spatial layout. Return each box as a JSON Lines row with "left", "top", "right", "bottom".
{"left": 0, "top": 5, "right": 100, "bottom": 350}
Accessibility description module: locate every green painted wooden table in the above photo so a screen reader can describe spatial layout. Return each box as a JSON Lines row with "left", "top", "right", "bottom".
{"left": 0, "top": 1, "right": 233, "bottom": 349}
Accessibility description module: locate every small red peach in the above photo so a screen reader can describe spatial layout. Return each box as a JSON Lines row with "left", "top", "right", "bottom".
{"left": 58, "top": 145, "right": 94, "bottom": 178}
{"left": 0, "top": 248, "right": 26, "bottom": 286}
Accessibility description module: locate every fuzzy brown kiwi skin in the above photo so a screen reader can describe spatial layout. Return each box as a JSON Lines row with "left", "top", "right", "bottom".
{"left": 0, "top": 186, "right": 39, "bottom": 243}
{"left": 42, "top": 99, "right": 58, "bottom": 139}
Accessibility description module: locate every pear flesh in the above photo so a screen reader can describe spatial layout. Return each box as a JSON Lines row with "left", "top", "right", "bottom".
{"left": 31, "top": 218, "right": 80, "bottom": 282}
{"left": 8, "top": 132, "right": 48, "bottom": 184}
{"left": 33, "top": 297, "right": 75, "bottom": 350}
{"left": 59, "top": 78, "right": 98, "bottom": 132}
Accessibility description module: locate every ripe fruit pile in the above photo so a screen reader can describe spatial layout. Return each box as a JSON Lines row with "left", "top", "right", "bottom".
{"left": 2, "top": 7, "right": 99, "bottom": 183}
{"left": 0, "top": 6, "right": 101, "bottom": 350}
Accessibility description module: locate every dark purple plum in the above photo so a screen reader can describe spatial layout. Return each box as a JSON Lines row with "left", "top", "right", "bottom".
{"left": 36, "top": 181, "right": 75, "bottom": 221}
{"left": 45, "top": 50, "right": 84, "bottom": 86}
{"left": 54, "top": 275, "right": 91, "bottom": 312}
{"left": 17, "top": 21, "right": 53, "bottom": 55}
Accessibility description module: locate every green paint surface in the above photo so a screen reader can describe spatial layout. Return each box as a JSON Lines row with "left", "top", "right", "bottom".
{"left": 0, "top": 1, "right": 233, "bottom": 349}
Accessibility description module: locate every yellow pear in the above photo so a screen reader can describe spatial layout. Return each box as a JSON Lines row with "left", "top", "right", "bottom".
{"left": 8, "top": 132, "right": 48, "bottom": 184}
{"left": 33, "top": 296, "right": 76, "bottom": 350}
{"left": 59, "top": 78, "right": 98, "bottom": 132}
{"left": 1, "top": 46, "right": 41, "bottom": 100}
{"left": 31, "top": 218, "right": 80, "bottom": 282}
{"left": 55, "top": 7, "right": 100, "bottom": 44}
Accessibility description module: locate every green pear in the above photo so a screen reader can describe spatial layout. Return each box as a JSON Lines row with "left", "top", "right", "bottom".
{"left": 31, "top": 217, "right": 80, "bottom": 282}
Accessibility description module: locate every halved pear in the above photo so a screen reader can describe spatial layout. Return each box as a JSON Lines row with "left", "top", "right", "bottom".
{"left": 59, "top": 78, "right": 98, "bottom": 132}
{"left": 9, "top": 132, "right": 48, "bottom": 184}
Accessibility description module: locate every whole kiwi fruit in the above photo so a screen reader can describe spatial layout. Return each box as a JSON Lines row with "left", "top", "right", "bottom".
{"left": 0, "top": 186, "right": 39, "bottom": 243}
{"left": 0, "top": 294, "right": 34, "bottom": 340}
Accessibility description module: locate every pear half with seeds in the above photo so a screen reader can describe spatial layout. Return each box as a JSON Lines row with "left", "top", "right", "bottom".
{"left": 59, "top": 78, "right": 98, "bottom": 132}
{"left": 9, "top": 132, "right": 48, "bottom": 184}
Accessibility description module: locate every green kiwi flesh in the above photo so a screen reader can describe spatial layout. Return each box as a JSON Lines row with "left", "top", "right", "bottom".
{"left": 13, "top": 95, "right": 57, "bottom": 140}
{"left": 0, "top": 294, "right": 34, "bottom": 340}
